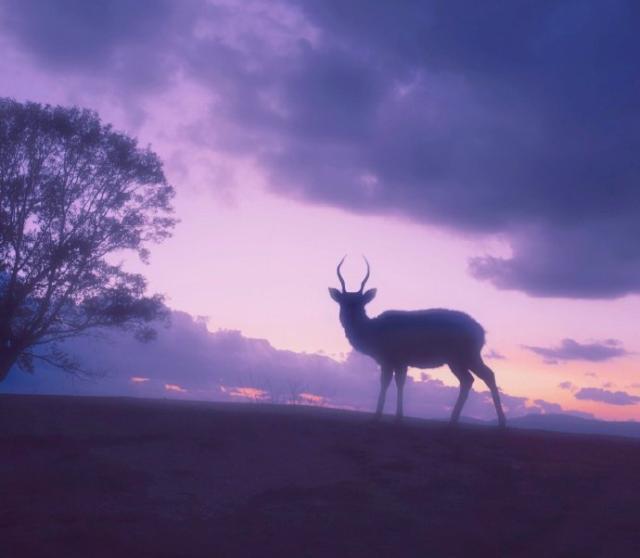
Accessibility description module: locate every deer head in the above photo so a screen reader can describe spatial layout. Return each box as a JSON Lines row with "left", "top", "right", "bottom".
{"left": 328, "top": 256, "right": 377, "bottom": 316}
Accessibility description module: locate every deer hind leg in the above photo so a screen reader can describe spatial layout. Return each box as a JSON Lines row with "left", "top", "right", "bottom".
{"left": 394, "top": 366, "right": 408, "bottom": 422}
{"left": 470, "top": 358, "right": 507, "bottom": 428}
{"left": 374, "top": 366, "right": 393, "bottom": 420}
{"left": 448, "top": 364, "right": 474, "bottom": 425}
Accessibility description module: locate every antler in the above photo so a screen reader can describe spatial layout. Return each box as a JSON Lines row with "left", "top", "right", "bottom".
{"left": 337, "top": 255, "right": 370, "bottom": 292}
{"left": 336, "top": 255, "right": 347, "bottom": 292}
{"left": 359, "top": 256, "right": 370, "bottom": 293}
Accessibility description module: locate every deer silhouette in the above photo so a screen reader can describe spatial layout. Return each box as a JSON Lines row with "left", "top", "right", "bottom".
{"left": 329, "top": 257, "right": 506, "bottom": 427}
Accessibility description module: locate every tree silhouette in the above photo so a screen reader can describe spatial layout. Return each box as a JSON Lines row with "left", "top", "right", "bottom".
{"left": 0, "top": 98, "right": 176, "bottom": 381}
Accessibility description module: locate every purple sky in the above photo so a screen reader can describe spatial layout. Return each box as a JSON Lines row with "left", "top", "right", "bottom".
{"left": 1, "top": 0, "right": 640, "bottom": 420}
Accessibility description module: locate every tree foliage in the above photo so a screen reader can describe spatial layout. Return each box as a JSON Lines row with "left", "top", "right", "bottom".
{"left": 0, "top": 98, "right": 176, "bottom": 380}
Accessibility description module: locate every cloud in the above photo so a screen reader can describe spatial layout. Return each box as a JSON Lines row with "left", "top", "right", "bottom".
{"left": 524, "top": 338, "right": 629, "bottom": 363}
{"left": 483, "top": 349, "right": 505, "bottom": 360}
{"left": 574, "top": 387, "right": 640, "bottom": 406}
{"left": 558, "top": 381, "right": 575, "bottom": 391}
{"left": 164, "top": 383, "right": 187, "bottom": 394}
{"left": 531, "top": 399, "right": 564, "bottom": 414}
{"left": 3, "top": 1, "right": 640, "bottom": 298}
{"left": 0, "top": 0, "right": 197, "bottom": 92}
{"left": 3, "top": 311, "right": 573, "bottom": 421}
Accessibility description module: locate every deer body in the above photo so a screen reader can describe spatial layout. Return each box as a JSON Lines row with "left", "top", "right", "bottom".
{"left": 330, "top": 258, "right": 506, "bottom": 427}
{"left": 340, "top": 308, "right": 485, "bottom": 369}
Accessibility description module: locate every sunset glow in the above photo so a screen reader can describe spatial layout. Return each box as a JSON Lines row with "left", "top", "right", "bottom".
{"left": 2, "top": 0, "right": 639, "bottom": 422}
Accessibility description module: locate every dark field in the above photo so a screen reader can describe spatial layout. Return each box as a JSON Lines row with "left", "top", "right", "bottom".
{"left": 1, "top": 394, "right": 640, "bottom": 557}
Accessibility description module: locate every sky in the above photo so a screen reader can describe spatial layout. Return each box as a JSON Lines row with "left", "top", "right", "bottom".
{"left": 1, "top": 0, "right": 640, "bottom": 421}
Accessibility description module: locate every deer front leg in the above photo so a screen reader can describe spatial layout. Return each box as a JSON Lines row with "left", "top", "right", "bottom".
{"left": 374, "top": 366, "right": 393, "bottom": 420}
{"left": 394, "top": 366, "right": 407, "bottom": 422}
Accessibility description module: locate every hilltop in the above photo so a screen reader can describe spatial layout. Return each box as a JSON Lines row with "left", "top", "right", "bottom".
{"left": 1, "top": 394, "right": 639, "bottom": 557}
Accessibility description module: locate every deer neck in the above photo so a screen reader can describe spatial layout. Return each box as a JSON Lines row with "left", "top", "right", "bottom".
{"left": 339, "top": 308, "right": 373, "bottom": 353}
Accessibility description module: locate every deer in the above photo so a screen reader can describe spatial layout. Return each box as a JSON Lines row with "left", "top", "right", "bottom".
{"left": 329, "top": 257, "right": 506, "bottom": 427}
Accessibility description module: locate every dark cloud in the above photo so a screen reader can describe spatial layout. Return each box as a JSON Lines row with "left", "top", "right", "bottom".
{"left": 3, "top": 311, "right": 567, "bottom": 421}
{"left": 3, "top": 1, "right": 640, "bottom": 297}
{"left": 525, "top": 338, "right": 629, "bottom": 363}
{"left": 574, "top": 387, "right": 640, "bottom": 406}
{"left": 1, "top": 0, "right": 200, "bottom": 91}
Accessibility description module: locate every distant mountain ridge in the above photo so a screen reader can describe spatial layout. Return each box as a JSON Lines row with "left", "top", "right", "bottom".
{"left": 503, "top": 413, "right": 640, "bottom": 439}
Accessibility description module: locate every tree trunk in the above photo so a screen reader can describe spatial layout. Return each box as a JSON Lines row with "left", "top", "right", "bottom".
{"left": 0, "top": 349, "right": 18, "bottom": 383}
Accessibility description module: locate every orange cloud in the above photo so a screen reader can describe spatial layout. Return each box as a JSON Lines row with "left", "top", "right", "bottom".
{"left": 164, "top": 383, "right": 187, "bottom": 393}
{"left": 299, "top": 392, "right": 325, "bottom": 405}
{"left": 221, "top": 385, "right": 268, "bottom": 400}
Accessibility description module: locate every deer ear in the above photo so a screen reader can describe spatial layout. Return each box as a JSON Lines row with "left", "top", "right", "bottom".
{"left": 328, "top": 288, "right": 342, "bottom": 302}
{"left": 362, "top": 288, "right": 377, "bottom": 303}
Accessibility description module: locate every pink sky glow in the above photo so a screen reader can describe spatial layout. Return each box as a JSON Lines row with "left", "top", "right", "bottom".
{"left": 1, "top": 1, "right": 639, "bottom": 421}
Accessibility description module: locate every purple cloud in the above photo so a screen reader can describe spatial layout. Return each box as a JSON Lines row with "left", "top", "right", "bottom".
{"left": 525, "top": 339, "right": 629, "bottom": 364}
{"left": 483, "top": 349, "right": 505, "bottom": 360}
{"left": 3, "top": 311, "right": 571, "bottom": 421}
{"left": 1, "top": 0, "right": 192, "bottom": 91}
{"left": 531, "top": 399, "right": 564, "bottom": 414}
{"left": 574, "top": 387, "right": 640, "bottom": 406}
{"left": 2, "top": 1, "right": 640, "bottom": 298}
{"left": 558, "top": 381, "right": 575, "bottom": 391}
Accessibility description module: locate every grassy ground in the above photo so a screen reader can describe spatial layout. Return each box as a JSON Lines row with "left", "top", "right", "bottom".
{"left": 1, "top": 394, "right": 640, "bottom": 557}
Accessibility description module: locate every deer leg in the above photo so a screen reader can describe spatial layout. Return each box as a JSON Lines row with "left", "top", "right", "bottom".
{"left": 448, "top": 365, "right": 474, "bottom": 425}
{"left": 394, "top": 366, "right": 408, "bottom": 422}
{"left": 470, "top": 359, "right": 507, "bottom": 428}
{"left": 374, "top": 366, "right": 393, "bottom": 420}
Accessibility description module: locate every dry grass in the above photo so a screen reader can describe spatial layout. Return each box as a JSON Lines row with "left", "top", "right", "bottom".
{"left": 1, "top": 394, "right": 640, "bottom": 557}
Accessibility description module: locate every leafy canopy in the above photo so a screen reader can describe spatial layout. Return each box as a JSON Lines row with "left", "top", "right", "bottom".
{"left": 0, "top": 98, "right": 176, "bottom": 378}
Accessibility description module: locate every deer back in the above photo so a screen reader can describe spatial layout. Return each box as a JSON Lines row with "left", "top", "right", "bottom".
{"left": 365, "top": 308, "right": 485, "bottom": 367}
